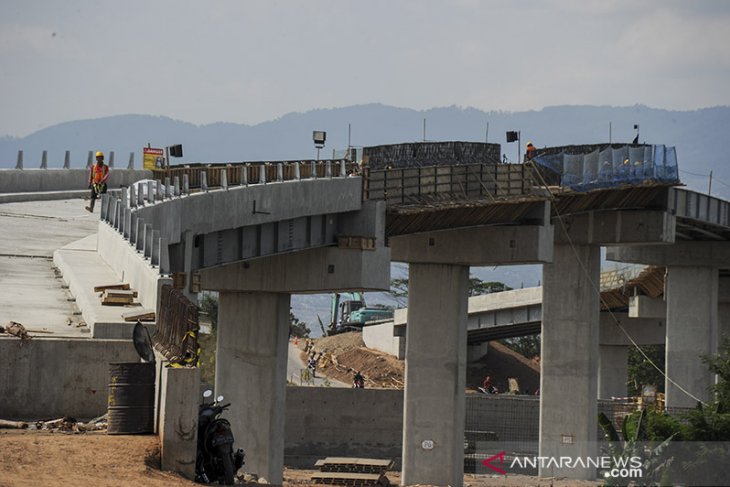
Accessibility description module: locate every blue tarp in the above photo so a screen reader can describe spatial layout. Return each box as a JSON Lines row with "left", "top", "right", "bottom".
{"left": 533, "top": 144, "right": 679, "bottom": 191}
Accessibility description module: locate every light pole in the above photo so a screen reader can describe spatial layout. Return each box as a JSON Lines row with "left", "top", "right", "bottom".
{"left": 313, "top": 131, "right": 326, "bottom": 161}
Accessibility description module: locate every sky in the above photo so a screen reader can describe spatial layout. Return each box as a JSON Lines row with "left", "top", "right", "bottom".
{"left": 1, "top": 0, "right": 730, "bottom": 137}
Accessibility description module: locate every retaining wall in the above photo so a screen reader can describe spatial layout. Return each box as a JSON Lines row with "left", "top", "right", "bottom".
{"left": 0, "top": 337, "right": 140, "bottom": 420}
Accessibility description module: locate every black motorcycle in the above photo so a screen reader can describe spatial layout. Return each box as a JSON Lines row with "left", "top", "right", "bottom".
{"left": 196, "top": 390, "right": 245, "bottom": 485}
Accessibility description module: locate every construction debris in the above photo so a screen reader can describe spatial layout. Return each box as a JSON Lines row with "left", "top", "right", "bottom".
{"left": 311, "top": 458, "right": 392, "bottom": 486}
{"left": 121, "top": 309, "right": 156, "bottom": 322}
{"left": 93, "top": 283, "right": 130, "bottom": 292}
{"left": 1, "top": 321, "right": 31, "bottom": 340}
{"left": 0, "top": 414, "right": 107, "bottom": 432}
{"left": 101, "top": 289, "right": 137, "bottom": 306}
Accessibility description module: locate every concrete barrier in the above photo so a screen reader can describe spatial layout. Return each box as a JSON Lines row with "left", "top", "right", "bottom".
{"left": 0, "top": 169, "right": 153, "bottom": 194}
{"left": 97, "top": 222, "right": 172, "bottom": 316}
{"left": 0, "top": 337, "right": 140, "bottom": 420}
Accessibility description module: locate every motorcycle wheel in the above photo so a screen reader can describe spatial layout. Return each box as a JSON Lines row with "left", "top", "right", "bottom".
{"left": 217, "top": 445, "right": 235, "bottom": 485}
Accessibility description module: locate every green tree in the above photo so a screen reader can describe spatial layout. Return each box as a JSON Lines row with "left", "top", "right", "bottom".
{"left": 199, "top": 292, "right": 219, "bottom": 330}
{"left": 289, "top": 312, "right": 311, "bottom": 338}
{"left": 499, "top": 335, "right": 540, "bottom": 359}
{"left": 627, "top": 344, "right": 665, "bottom": 397}
{"left": 388, "top": 275, "right": 512, "bottom": 304}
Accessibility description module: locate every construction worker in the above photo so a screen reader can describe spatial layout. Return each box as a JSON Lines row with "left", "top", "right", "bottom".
{"left": 86, "top": 151, "right": 110, "bottom": 212}
{"left": 525, "top": 141, "right": 537, "bottom": 161}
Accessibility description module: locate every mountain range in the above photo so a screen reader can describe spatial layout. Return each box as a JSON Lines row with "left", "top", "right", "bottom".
{"left": 2, "top": 103, "right": 729, "bottom": 197}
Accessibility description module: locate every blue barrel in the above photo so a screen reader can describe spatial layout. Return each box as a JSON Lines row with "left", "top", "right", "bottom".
{"left": 107, "top": 362, "right": 155, "bottom": 434}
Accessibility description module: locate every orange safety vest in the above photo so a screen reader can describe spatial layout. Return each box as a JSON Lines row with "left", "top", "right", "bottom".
{"left": 89, "top": 163, "right": 109, "bottom": 184}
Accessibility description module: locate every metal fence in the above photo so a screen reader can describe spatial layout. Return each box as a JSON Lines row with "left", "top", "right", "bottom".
{"left": 153, "top": 284, "right": 200, "bottom": 366}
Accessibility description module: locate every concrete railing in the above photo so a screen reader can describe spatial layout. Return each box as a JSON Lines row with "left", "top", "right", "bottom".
{"left": 0, "top": 168, "right": 153, "bottom": 194}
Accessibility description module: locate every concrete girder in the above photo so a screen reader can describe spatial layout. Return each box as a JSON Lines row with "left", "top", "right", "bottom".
{"left": 607, "top": 241, "right": 730, "bottom": 267}
{"left": 199, "top": 245, "right": 390, "bottom": 293}
{"left": 553, "top": 210, "right": 675, "bottom": 246}
{"left": 133, "top": 178, "right": 364, "bottom": 246}
{"left": 389, "top": 224, "right": 553, "bottom": 265}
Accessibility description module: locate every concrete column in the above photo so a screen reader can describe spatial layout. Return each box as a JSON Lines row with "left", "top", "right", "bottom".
{"left": 665, "top": 266, "right": 718, "bottom": 408}
{"left": 402, "top": 263, "right": 469, "bottom": 487}
{"left": 540, "top": 243, "right": 600, "bottom": 479}
{"left": 215, "top": 291, "right": 290, "bottom": 484}
{"left": 598, "top": 345, "right": 628, "bottom": 399}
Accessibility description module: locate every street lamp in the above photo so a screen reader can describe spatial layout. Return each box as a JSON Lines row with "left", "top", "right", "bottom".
{"left": 313, "top": 131, "right": 326, "bottom": 161}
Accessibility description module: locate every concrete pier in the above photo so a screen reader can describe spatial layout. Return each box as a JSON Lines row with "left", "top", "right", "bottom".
{"left": 401, "top": 263, "right": 469, "bottom": 487}
{"left": 215, "top": 291, "right": 290, "bottom": 484}
{"left": 540, "top": 243, "right": 600, "bottom": 479}
{"left": 665, "top": 266, "right": 718, "bottom": 408}
{"left": 598, "top": 345, "right": 629, "bottom": 399}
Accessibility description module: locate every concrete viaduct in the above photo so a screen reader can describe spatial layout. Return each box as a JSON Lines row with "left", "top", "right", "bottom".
{"left": 90, "top": 141, "right": 729, "bottom": 485}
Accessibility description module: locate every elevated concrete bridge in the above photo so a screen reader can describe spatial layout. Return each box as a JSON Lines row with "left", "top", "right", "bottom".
{"left": 86, "top": 141, "right": 730, "bottom": 485}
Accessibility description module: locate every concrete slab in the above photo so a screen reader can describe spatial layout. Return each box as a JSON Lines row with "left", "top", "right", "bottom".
{"left": 0, "top": 199, "right": 98, "bottom": 337}
{"left": 54, "top": 235, "right": 152, "bottom": 338}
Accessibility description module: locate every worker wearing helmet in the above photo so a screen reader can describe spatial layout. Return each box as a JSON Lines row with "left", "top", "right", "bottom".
{"left": 525, "top": 141, "right": 537, "bottom": 161}
{"left": 85, "top": 151, "right": 110, "bottom": 212}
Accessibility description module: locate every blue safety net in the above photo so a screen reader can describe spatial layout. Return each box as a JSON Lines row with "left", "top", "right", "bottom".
{"left": 532, "top": 144, "right": 679, "bottom": 191}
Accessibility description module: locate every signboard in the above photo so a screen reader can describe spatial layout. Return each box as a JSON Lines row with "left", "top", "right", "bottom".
{"left": 143, "top": 147, "right": 164, "bottom": 171}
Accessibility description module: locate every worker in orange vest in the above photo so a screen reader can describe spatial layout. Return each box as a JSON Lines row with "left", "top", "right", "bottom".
{"left": 86, "top": 151, "right": 110, "bottom": 212}
{"left": 525, "top": 142, "right": 537, "bottom": 161}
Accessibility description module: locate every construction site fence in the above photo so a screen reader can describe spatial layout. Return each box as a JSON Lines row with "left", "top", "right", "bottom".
{"left": 532, "top": 144, "right": 679, "bottom": 191}
{"left": 362, "top": 163, "right": 534, "bottom": 204}
{"left": 153, "top": 284, "right": 200, "bottom": 366}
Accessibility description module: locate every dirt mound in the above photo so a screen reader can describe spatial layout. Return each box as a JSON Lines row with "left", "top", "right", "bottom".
{"left": 307, "top": 333, "right": 539, "bottom": 394}
{"left": 304, "top": 332, "right": 405, "bottom": 389}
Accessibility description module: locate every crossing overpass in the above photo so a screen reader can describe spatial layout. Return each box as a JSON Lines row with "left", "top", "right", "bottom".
{"left": 44, "top": 141, "right": 730, "bottom": 484}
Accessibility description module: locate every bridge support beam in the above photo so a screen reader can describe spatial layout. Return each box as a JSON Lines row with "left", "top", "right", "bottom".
{"left": 598, "top": 345, "right": 628, "bottom": 399}
{"left": 540, "top": 243, "right": 600, "bottom": 479}
{"left": 402, "top": 263, "right": 469, "bottom": 487}
{"left": 215, "top": 291, "right": 290, "bottom": 484}
{"left": 665, "top": 266, "right": 718, "bottom": 408}
{"left": 607, "top": 244, "right": 725, "bottom": 408}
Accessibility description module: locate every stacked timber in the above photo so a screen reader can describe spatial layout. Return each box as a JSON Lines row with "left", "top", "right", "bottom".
{"left": 95, "top": 284, "right": 137, "bottom": 306}
{"left": 311, "top": 458, "right": 392, "bottom": 486}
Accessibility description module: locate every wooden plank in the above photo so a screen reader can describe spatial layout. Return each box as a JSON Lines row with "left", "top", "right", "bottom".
{"left": 121, "top": 309, "right": 156, "bottom": 322}
{"left": 104, "top": 289, "right": 138, "bottom": 298}
{"left": 93, "top": 283, "right": 130, "bottom": 292}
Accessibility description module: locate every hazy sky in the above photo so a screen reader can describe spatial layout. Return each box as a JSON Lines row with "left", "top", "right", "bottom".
{"left": 2, "top": 0, "right": 729, "bottom": 137}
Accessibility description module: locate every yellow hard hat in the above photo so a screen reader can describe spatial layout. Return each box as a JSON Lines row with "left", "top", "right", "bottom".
{"left": 526, "top": 141, "right": 533, "bottom": 147}
{"left": 95, "top": 151, "right": 104, "bottom": 158}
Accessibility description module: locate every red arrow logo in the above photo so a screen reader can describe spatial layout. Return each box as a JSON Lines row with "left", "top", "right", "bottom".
{"left": 482, "top": 451, "right": 507, "bottom": 475}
